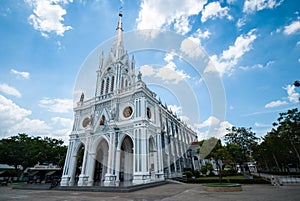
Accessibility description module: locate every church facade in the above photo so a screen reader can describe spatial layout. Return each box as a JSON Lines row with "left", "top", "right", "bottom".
{"left": 60, "top": 13, "right": 197, "bottom": 187}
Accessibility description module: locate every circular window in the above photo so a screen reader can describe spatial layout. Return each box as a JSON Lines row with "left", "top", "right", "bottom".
{"left": 123, "top": 106, "right": 133, "bottom": 118}
{"left": 147, "top": 107, "right": 151, "bottom": 119}
{"left": 82, "top": 117, "right": 90, "bottom": 128}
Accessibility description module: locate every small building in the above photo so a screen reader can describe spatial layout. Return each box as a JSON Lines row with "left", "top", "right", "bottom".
{"left": 23, "top": 164, "right": 62, "bottom": 184}
{"left": 0, "top": 164, "right": 20, "bottom": 184}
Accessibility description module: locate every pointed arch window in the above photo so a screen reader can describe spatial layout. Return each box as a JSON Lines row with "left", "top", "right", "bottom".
{"left": 111, "top": 76, "right": 115, "bottom": 92}
{"left": 105, "top": 77, "right": 110, "bottom": 94}
{"left": 100, "top": 79, "right": 105, "bottom": 95}
{"left": 125, "top": 79, "right": 128, "bottom": 88}
{"left": 121, "top": 77, "right": 124, "bottom": 89}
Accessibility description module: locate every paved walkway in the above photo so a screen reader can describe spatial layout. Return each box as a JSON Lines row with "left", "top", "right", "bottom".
{"left": 1, "top": 184, "right": 300, "bottom": 201}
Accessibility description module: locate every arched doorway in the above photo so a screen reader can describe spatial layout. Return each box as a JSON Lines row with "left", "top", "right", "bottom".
{"left": 149, "top": 136, "right": 157, "bottom": 180}
{"left": 74, "top": 143, "right": 85, "bottom": 185}
{"left": 119, "top": 135, "right": 133, "bottom": 183}
{"left": 94, "top": 139, "right": 109, "bottom": 186}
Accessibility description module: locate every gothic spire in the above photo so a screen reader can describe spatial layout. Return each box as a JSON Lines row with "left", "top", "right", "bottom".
{"left": 113, "top": 12, "right": 124, "bottom": 60}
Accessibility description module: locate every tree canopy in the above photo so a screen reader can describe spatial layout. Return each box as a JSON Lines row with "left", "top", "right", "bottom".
{"left": 0, "top": 133, "right": 67, "bottom": 170}
{"left": 224, "top": 126, "right": 258, "bottom": 163}
{"left": 253, "top": 108, "right": 300, "bottom": 172}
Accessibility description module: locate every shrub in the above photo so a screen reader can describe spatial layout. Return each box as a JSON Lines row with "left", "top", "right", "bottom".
{"left": 222, "top": 169, "right": 238, "bottom": 176}
{"left": 183, "top": 171, "right": 193, "bottom": 178}
{"left": 192, "top": 170, "right": 201, "bottom": 178}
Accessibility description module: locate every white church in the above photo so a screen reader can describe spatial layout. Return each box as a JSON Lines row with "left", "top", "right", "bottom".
{"left": 60, "top": 12, "right": 198, "bottom": 187}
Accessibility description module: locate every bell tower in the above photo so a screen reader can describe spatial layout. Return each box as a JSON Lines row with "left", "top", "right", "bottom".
{"left": 95, "top": 12, "right": 136, "bottom": 98}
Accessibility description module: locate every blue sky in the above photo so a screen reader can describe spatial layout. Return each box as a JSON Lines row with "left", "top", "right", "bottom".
{"left": 0, "top": 0, "right": 299, "bottom": 143}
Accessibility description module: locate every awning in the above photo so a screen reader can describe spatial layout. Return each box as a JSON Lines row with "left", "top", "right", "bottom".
{"left": 45, "top": 171, "right": 57, "bottom": 176}
{"left": 28, "top": 171, "right": 39, "bottom": 176}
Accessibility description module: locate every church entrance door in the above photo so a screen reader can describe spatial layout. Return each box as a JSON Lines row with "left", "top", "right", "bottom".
{"left": 94, "top": 139, "right": 109, "bottom": 186}
{"left": 119, "top": 135, "right": 133, "bottom": 183}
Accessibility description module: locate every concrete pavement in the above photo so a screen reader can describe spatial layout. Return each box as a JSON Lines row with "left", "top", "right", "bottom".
{"left": 1, "top": 183, "right": 300, "bottom": 201}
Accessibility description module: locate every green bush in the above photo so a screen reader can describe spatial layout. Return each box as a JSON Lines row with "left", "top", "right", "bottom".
{"left": 177, "top": 176, "right": 270, "bottom": 184}
{"left": 200, "top": 166, "right": 207, "bottom": 175}
{"left": 192, "top": 170, "right": 201, "bottom": 178}
{"left": 183, "top": 171, "right": 193, "bottom": 178}
{"left": 222, "top": 169, "right": 238, "bottom": 176}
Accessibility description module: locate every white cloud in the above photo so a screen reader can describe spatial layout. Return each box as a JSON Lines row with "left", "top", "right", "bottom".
{"left": 194, "top": 28, "right": 211, "bottom": 40}
{"left": 136, "top": 0, "right": 207, "bottom": 35}
{"left": 265, "top": 84, "right": 299, "bottom": 109}
{"left": 198, "top": 120, "right": 233, "bottom": 140}
{"left": 222, "top": 29, "right": 257, "bottom": 60}
{"left": 140, "top": 53, "right": 190, "bottom": 84}
{"left": 284, "top": 84, "right": 300, "bottom": 103}
{"left": 179, "top": 27, "right": 210, "bottom": 59}
{"left": 140, "top": 65, "right": 155, "bottom": 76}
{"left": 265, "top": 100, "right": 288, "bottom": 108}
{"left": 0, "top": 83, "right": 21, "bottom": 98}
{"left": 25, "top": 0, "right": 73, "bottom": 37}
{"left": 0, "top": 94, "right": 31, "bottom": 120}
{"left": 237, "top": 18, "right": 246, "bottom": 29}
{"left": 173, "top": 15, "right": 191, "bottom": 35}
{"left": 164, "top": 52, "right": 175, "bottom": 63}
{"left": 51, "top": 117, "right": 73, "bottom": 128}
{"left": 156, "top": 61, "right": 190, "bottom": 84}
{"left": 243, "top": 0, "right": 284, "bottom": 13}
{"left": 204, "top": 29, "right": 257, "bottom": 76}
{"left": 195, "top": 117, "right": 233, "bottom": 140}
{"left": 284, "top": 20, "right": 300, "bottom": 35}
{"left": 39, "top": 97, "right": 73, "bottom": 113}
{"left": 179, "top": 115, "right": 189, "bottom": 122}
{"left": 201, "top": 1, "right": 233, "bottom": 23}
{"left": 239, "top": 60, "right": 274, "bottom": 71}
{"left": 0, "top": 94, "right": 50, "bottom": 137}
{"left": 11, "top": 118, "right": 51, "bottom": 134}
{"left": 167, "top": 105, "right": 182, "bottom": 114}
{"left": 254, "top": 122, "right": 270, "bottom": 127}
{"left": 194, "top": 116, "right": 220, "bottom": 129}
{"left": 180, "top": 37, "right": 205, "bottom": 58}
{"left": 51, "top": 117, "right": 73, "bottom": 139}
{"left": 10, "top": 69, "right": 30, "bottom": 79}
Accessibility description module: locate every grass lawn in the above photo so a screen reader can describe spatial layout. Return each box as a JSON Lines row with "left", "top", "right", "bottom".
{"left": 196, "top": 175, "right": 246, "bottom": 180}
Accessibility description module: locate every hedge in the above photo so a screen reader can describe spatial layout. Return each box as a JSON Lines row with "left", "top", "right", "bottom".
{"left": 176, "top": 177, "right": 270, "bottom": 184}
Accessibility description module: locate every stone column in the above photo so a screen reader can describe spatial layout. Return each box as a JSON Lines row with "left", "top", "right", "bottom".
{"left": 115, "top": 148, "right": 121, "bottom": 184}
{"left": 86, "top": 152, "right": 96, "bottom": 186}
{"left": 60, "top": 141, "right": 73, "bottom": 186}
{"left": 78, "top": 141, "right": 89, "bottom": 186}
{"left": 104, "top": 132, "right": 116, "bottom": 186}
{"left": 68, "top": 152, "right": 78, "bottom": 186}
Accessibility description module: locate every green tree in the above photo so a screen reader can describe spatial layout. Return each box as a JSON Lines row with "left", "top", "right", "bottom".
{"left": 253, "top": 108, "right": 300, "bottom": 172}
{"left": 224, "top": 127, "right": 258, "bottom": 173}
{"left": 0, "top": 133, "right": 67, "bottom": 170}
{"left": 273, "top": 108, "right": 300, "bottom": 163}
